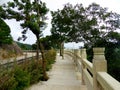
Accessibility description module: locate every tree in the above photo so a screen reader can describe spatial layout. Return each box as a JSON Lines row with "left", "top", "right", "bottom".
{"left": 105, "top": 41, "right": 120, "bottom": 81}
{"left": 57, "top": 3, "right": 120, "bottom": 48}
{"left": 0, "top": 18, "right": 12, "bottom": 45}
{"left": 40, "top": 35, "right": 59, "bottom": 50}
{"left": 51, "top": 3, "right": 83, "bottom": 57}
{"left": 51, "top": 2, "right": 120, "bottom": 51}
{"left": 80, "top": 3, "right": 120, "bottom": 47}
{"left": 1, "top": 0, "right": 49, "bottom": 80}
{"left": 33, "top": 35, "right": 60, "bottom": 50}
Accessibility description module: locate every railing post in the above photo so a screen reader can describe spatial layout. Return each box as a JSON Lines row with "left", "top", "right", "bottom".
{"left": 81, "top": 49, "right": 87, "bottom": 59}
{"left": 74, "top": 49, "right": 81, "bottom": 60}
{"left": 93, "top": 48, "right": 107, "bottom": 90}
{"left": 79, "top": 49, "right": 82, "bottom": 57}
{"left": 81, "top": 48, "right": 87, "bottom": 85}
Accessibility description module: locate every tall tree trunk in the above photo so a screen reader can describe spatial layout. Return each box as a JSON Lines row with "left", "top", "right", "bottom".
{"left": 60, "top": 42, "right": 62, "bottom": 56}
{"left": 36, "top": 38, "right": 39, "bottom": 61}
{"left": 36, "top": 35, "right": 48, "bottom": 81}
{"left": 62, "top": 41, "right": 64, "bottom": 59}
{"left": 35, "top": 0, "right": 48, "bottom": 81}
{"left": 59, "top": 42, "right": 64, "bottom": 59}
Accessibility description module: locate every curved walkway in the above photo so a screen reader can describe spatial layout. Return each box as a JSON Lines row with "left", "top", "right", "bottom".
{"left": 27, "top": 54, "right": 87, "bottom": 90}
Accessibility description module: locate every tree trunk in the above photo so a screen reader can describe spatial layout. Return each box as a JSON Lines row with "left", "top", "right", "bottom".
{"left": 62, "top": 42, "right": 64, "bottom": 59}
{"left": 60, "top": 42, "right": 62, "bottom": 56}
{"left": 36, "top": 35, "right": 48, "bottom": 81}
{"left": 59, "top": 42, "right": 64, "bottom": 59}
{"left": 36, "top": 38, "right": 39, "bottom": 61}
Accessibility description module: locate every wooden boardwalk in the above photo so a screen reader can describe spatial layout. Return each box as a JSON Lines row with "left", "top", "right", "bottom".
{"left": 27, "top": 54, "right": 87, "bottom": 90}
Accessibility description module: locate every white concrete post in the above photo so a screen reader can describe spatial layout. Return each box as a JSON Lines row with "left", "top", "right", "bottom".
{"left": 81, "top": 48, "right": 87, "bottom": 85}
{"left": 93, "top": 48, "right": 107, "bottom": 90}
{"left": 79, "top": 49, "right": 82, "bottom": 57}
{"left": 81, "top": 49, "right": 87, "bottom": 59}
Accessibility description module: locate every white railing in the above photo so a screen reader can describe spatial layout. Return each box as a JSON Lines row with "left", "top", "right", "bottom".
{"left": 65, "top": 48, "right": 120, "bottom": 90}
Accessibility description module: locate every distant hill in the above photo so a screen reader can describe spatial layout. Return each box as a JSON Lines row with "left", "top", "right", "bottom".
{"left": 16, "top": 41, "right": 33, "bottom": 50}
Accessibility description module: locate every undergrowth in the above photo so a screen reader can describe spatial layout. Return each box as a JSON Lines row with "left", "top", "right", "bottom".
{"left": 0, "top": 49, "right": 56, "bottom": 90}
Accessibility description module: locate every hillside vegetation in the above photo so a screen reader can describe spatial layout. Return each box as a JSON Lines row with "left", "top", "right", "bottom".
{"left": 0, "top": 18, "right": 22, "bottom": 60}
{"left": 16, "top": 41, "right": 33, "bottom": 50}
{"left": 0, "top": 42, "right": 23, "bottom": 60}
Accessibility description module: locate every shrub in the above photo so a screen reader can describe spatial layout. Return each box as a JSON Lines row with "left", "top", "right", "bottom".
{"left": 0, "top": 70, "right": 18, "bottom": 90}
{"left": 105, "top": 43, "right": 120, "bottom": 81}
{"left": 45, "top": 49, "right": 56, "bottom": 71}
{"left": 2, "top": 76, "right": 18, "bottom": 90}
{"left": 27, "top": 60, "right": 43, "bottom": 84}
{"left": 0, "top": 49, "right": 57, "bottom": 90}
{"left": 14, "top": 67, "right": 30, "bottom": 90}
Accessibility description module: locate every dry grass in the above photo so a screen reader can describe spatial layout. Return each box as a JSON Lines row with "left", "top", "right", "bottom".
{"left": 0, "top": 42, "right": 23, "bottom": 60}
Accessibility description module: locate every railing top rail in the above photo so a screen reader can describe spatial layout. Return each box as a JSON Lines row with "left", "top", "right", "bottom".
{"left": 82, "top": 59, "right": 93, "bottom": 74}
{"left": 97, "top": 72, "right": 120, "bottom": 90}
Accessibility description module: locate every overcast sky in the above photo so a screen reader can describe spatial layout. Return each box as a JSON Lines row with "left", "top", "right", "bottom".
{"left": 0, "top": 0, "right": 120, "bottom": 48}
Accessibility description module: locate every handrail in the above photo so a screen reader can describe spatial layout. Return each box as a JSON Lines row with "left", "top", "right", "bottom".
{"left": 83, "top": 69, "right": 93, "bottom": 90}
{"left": 82, "top": 59, "right": 93, "bottom": 74}
{"left": 97, "top": 72, "right": 120, "bottom": 90}
{"left": 65, "top": 48, "right": 120, "bottom": 90}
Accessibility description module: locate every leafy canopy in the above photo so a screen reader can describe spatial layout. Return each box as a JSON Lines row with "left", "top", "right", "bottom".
{"left": 2, "top": 0, "right": 49, "bottom": 41}
{"left": 0, "top": 18, "right": 12, "bottom": 45}
{"left": 51, "top": 3, "right": 120, "bottom": 48}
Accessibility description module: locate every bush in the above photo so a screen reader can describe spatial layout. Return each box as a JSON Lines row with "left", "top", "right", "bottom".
{"left": 45, "top": 49, "right": 56, "bottom": 71}
{"left": 105, "top": 43, "right": 120, "bottom": 81}
{"left": 14, "top": 67, "right": 30, "bottom": 90}
{"left": 0, "top": 76, "right": 18, "bottom": 90}
{"left": 27, "top": 60, "right": 43, "bottom": 84}
{"left": 0, "top": 49, "right": 57, "bottom": 90}
{"left": 2, "top": 76, "right": 18, "bottom": 90}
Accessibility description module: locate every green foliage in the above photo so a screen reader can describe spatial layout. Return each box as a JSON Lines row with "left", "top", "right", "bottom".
{"left": 27, "top": 60, "right": 43, "bottom": 84}
{"left": 39, "top": 36, "right": 60, "bottom": 50}
{"left": 86, "top": 41, "right": 120, "bottom": 82}
{"left": 51, "top": 3, "right": 120, "bottom": 48}
{"left": 0, "top": 48, "right": 57, "bottom": 90}
{"left": 0, "top": 6, "right": 6, "bottom": 19}
{"left": 16, "top": 41, "right": 33, "bottom": 50}
{"left": 1, "top": 0, "right": 49, "bottom": 65}
{"left": 40, "top": 36, "right": 52, "bottom": 50}
{"left": 51, "top": 2, "right": 120, "bottom": 83}
{"left": 86, "top": 47, "right": 93, "bottom": 62}
{"left": 45, "top": 49, "right": 56, "bottom": 71}
{"left": 0, "top": 76, "right": 18, "bottom": 90}
{"left": 0, "top": 18, "right": 12, "bottom": 45}
{"left": 14, "top": 67, "right": 30, "bottom": 90}
{"left": 1, "top": 0, "right": 49, "bottom": 41}
{"left": 82, "top": 3, "right": 120, "bottom": 47}
{"left": 0, "top": 70, "right": 17, "bottom": 90}
{"left": 51, "top": 3, "right": 78, "bottom": 43}
{"left": 105, "top": 42, "right": 120, "bottom": 81}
